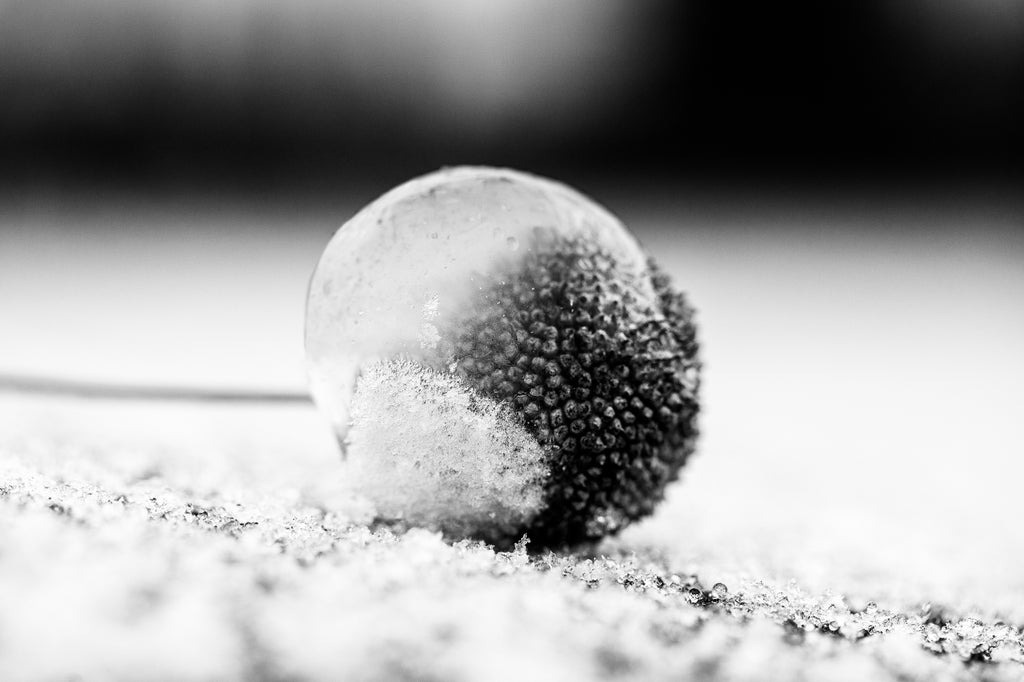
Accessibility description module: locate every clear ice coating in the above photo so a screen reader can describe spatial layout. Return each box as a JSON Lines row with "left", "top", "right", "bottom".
{"left": 305, "top": 166, "right": 655, "bottom": 436}
{"left": 304, "top": 166, "right": 661, "bottom": 536}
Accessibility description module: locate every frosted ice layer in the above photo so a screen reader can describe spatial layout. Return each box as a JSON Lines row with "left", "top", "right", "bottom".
{"left": 345, "top": 359, "right": 549, "bottom": 540}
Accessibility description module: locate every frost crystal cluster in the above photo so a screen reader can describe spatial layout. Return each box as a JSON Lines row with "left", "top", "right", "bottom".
{"left": 305, "top": 167, "right": 700, "bottom": 546}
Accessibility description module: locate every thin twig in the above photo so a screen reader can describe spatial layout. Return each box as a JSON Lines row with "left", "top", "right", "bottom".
{"left": 0, "top": 373, "right": 312, "bottom": 403}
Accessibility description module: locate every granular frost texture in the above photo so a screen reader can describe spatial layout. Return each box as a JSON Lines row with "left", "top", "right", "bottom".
{"left": 1, "top": 396, "right": 1023, "bottom": 682}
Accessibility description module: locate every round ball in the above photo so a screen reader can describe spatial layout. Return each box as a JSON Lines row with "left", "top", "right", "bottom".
{"left": 306, "top": 166, "right": 700, "bottom": 548}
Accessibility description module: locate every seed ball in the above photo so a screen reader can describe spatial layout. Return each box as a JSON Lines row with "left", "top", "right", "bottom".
{"left": 305, "top": 166, "right": 700, "bottom": 548}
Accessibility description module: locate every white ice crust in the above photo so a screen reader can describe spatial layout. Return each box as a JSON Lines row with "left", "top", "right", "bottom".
{"left": 344, "top": 359, "right": 549, "bottom": 535}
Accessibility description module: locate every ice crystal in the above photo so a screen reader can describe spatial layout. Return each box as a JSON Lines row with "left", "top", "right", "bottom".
{"left": 344, "top": 358, "right": 549, "bottom": 543}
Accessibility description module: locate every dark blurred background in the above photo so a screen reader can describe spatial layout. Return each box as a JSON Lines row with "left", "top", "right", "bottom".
{"left": 1, "top": 0, "right": 1021, "bottom": 189}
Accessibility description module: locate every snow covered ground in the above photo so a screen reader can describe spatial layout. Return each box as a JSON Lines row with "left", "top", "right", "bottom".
{"left": 2, "top": 185, "right": 1022, "bottom": 680}
{"left": 2, "top": 392, "right": 1023, "bottom": 681}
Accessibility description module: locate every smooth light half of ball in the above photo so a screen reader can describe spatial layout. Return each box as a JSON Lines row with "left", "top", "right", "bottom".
{"left": 305, "top": 166, "right": 700, "bottom": 548}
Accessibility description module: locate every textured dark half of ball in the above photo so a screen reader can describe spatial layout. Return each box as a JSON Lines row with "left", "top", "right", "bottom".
{"left": 451, "top": 235, "right": 701, "bottom": 547}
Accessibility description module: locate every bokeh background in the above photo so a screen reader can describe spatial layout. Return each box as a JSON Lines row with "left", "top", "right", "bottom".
{"left": 2, "top": 0, "right": 1022, "bottom": 184}
{"left": 2, "top": 0, "right": 1024, "bottom": 606}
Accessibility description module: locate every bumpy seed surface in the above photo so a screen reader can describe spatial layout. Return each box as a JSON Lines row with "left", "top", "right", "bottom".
{"left": 450, "top": 235, "right": 700, "bottom": 547}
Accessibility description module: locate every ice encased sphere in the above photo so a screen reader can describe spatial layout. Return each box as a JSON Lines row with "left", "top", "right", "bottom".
{"left": 306, "top": 166, "right": 699, "bottom": 547}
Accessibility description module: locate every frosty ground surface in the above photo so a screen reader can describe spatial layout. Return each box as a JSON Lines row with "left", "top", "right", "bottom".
{"left": 2, "top": 187, "right": 1022, "bottom": 680}
{"left": 1, "top": 395, "right": 1023, "bottom": 682}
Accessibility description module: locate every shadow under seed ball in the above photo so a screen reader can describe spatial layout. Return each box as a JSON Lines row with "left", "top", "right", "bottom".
{"left": 305, "top": 166, "right": 700, "bottom": 549}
